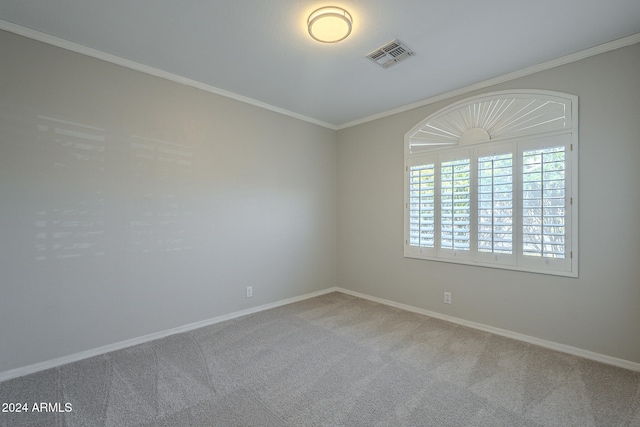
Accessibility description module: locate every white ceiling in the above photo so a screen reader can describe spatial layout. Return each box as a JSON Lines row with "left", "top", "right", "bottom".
{"left": 1, "top": 1, "right": 639, "bottom": 128}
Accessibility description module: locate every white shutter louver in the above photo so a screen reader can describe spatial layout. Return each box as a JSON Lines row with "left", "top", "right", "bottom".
{"left": 522, "top": 146, "right": 566, "bottom": 258}
{"left": 441, "top": 159, "right": 471, "bottom": 251}
{"left": 478, "top": 153, "right": 513, "bottom": 254}
{"left": 409, "top": 164, "right": 435, "bottom": 248}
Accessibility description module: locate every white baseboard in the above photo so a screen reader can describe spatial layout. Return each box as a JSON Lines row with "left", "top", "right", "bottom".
{"left": 334, "top": 287, "right": 640, "bottom": 372}
{"left": 0, "top": 287, "right": 339, "bottom": 382}
{"left": 2, "top": 285, "right": 638, "bottom": 381}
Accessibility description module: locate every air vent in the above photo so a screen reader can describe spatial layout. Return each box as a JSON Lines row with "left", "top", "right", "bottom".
{"left": 366, "top": 39, "right": 415, "bottom": 69}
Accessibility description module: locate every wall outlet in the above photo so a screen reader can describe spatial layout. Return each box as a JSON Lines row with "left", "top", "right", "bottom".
{"left": 246, "top": 286, "right": 253, "bottom": 298}
{"left": 444, "top": 292, "right": 452, "bottom": 304}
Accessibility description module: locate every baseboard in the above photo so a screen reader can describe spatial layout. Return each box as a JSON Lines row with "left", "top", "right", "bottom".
{"left": 0, "top": 287, "right": 339, "bottom": 382}
{"left": 335, "top": 287, "right": 640, "bottom": 372}
{"left": 3, "top": 285, "right": 637, "bottom": 382}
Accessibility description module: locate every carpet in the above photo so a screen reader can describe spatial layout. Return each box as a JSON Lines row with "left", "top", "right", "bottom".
{"left": 1, "top": 292, "right": 639, "bottom": 426}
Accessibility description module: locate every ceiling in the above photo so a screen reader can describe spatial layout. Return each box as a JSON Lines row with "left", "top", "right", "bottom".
{"left": 1, "top": 1, "right": 639, "bottom": 128}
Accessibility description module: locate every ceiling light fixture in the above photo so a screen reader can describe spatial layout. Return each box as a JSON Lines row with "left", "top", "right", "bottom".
{"left": 307, "top": 6, "right": 352, "bottom": 43}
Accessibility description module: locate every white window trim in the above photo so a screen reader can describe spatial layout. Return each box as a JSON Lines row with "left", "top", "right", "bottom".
{"left": 404, "top": 90, "right": 578, "bottom": 277}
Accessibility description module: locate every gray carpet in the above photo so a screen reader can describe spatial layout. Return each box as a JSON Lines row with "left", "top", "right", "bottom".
{"left": 1, "top": 292, "right": 639, "bottom": 426}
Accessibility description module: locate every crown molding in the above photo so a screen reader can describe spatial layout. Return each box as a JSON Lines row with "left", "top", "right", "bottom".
{"left": 337, "top": 32, "right": 640, "bottom": 130}
{"left": 1, "top": 19, "right": 637, "bottom": 132}
{"left": 0, "top": 19, "right": 338, "bottom": 131}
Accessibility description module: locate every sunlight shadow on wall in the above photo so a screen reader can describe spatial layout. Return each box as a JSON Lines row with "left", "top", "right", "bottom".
{"left": 128, "top": 134, "right": 193, "bottom": 254}
{"left": 32, "top": 114, "right": 196, "bottom": 260}
{"left": 34, "top": 115, "right": 106, "bottom": 260}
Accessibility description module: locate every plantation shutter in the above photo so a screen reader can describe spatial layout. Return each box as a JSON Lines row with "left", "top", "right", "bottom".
{"left": 440, "top": 157, "right": 471, "bottom": 252}
{"left": 522, "top": 146, "right": 566, "bottom": 258}
{"left": 404, "top": 90, "right": 577, "bottom": 276}
{"left": 477, "top": 153, "right": 513, "bottom": 254}
{"left": 408, "top": 161, "right": 436, "bottom": 249}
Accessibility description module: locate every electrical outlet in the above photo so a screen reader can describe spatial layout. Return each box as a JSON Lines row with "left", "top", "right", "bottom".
{"left": 444, "top": 292, "right": 452, "bottom": 304}
{"left": 246, "top": 286, "right": 253, "bottom": 298}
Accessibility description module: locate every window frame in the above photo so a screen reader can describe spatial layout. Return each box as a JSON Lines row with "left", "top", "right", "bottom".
{"left": 404, "top": 90, "right": 578, "bottom": 277}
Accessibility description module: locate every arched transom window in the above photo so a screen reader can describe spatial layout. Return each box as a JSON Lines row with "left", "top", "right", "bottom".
{"left": 404, "top": 90, "right": 578, "bottom": 276}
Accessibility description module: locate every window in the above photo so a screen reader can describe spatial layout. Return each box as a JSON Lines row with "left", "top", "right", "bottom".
{"left": 477, "top": 152, "right": 513, "bottom": 255}
{"left": 405, "top": 91, "right": 578, "bottom": 276}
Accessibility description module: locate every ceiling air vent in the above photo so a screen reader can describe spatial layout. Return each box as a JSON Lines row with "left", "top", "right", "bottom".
{"left": 366, "top": 39, "right": 415, "bottom": 69}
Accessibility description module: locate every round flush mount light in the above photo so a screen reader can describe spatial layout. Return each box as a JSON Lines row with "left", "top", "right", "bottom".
{"left": 307, "top": 6, "right": 353, "bottom": 43}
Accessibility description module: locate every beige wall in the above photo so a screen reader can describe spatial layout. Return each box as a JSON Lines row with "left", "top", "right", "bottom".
{"left": 0, "top": 30, "right": 337, "bottom": 373}
{"left": 1, "top": 25, "right": 638, "bottom": 375}
{"left": 337, "top": 42, "right": 640, "bottom": 363}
